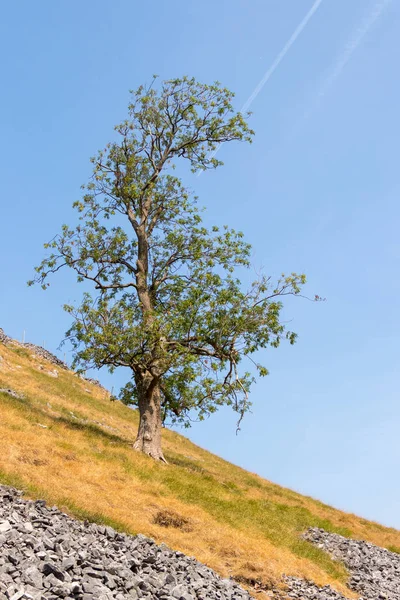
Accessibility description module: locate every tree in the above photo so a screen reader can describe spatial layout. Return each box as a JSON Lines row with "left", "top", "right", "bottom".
{"left": 30, "top": 76, "right": 308, "bottom": 462}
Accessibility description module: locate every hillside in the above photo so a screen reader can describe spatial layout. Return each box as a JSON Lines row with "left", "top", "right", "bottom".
{"left": 1, "top": 332, "right": 400, "bottom": 598}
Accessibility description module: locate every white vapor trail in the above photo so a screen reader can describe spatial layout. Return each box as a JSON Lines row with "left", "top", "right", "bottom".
{"left": 240, "top": 0, "right": 324, "bottom": 113}
{"left": 316, "top": 0, "right": 392, "bottom": 102}
{"left": 200, "top": 0, "right": 324, "bottom": 169}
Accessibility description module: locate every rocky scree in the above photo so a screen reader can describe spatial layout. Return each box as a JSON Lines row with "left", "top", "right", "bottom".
{"left": 283, "top": 576, "right": 351, "bottom": 600}
{"left": 301, "top": 527, "right": 400, "bottom": 600}
{"left": 0, "top": 330, "right": 12, "bottom": 346}
{"left": 0, "top": 485, "right": 254, "bottom": 600}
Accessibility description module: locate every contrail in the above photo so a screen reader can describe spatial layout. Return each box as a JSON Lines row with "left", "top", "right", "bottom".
{"left": 240, "top": 0, "right": 324, "bottom": 113}
{"left": 201, "top": 0, "right": 324, "bottom": 168}
{"left": 316, "top": 0, "right": 392, "bottom": 103}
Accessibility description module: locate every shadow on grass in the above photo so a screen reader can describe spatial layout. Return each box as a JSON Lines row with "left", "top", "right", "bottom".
{"left": 166, "top": 453, "right": 209, "bottom": 475}
{"left": 0, "top": 390, "right": 130, "bottom": 446}
{"left": 55, "top": 414, "right": 127, "bottom": 444}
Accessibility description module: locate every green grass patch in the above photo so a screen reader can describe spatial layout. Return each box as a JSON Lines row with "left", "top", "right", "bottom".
{"left": 0, "top": 468, "right": 35, "bottom": 493}
{"left": 9, "top": 346, "right": 31, "bottom": 359}
{"left": 121, "top": 457, "right": 351, "bottom": 582}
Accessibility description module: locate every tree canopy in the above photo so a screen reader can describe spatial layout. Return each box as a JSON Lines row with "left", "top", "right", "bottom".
{"left": 31, "top": 76, "right": 310, "bottom": 459}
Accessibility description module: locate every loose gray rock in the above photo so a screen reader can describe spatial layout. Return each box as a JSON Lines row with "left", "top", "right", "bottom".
{"left": 0, "top": 328, "right": 12, "bottom": 345}
{"left": 302, "top": 527, "right": 400, "bottom": 600}
{"left": 283, "top": 576, "right": 351, "bottom": 600}
{"left": 0, "top": 485, "right": 254, "bottom": 600}
{"left": 2, "top": 483, "right": 399, "bottom": 599}
{"left": 23, "top": 344, "right": 68, "bottom": 370}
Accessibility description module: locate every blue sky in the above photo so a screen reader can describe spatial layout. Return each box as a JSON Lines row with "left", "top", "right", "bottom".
{"left": 1, "top": 0, "right": 399, "bottom": 527}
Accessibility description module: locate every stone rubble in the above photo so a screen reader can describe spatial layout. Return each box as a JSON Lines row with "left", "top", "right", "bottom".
{"left": 301, "top": 527, "right": 400, "bottom": 600}
{"left": 0, "top": 329, "right": 12, "bottom": 345}
{"left": 77, "top": 375, "right": 105, "bottom": 391}
{"left": 0, "top": 486, "right": 253, "bottom": 600}
{"left": 22, "top": 344, "right": 68, "bottom": 371}
{"left": 7, "top": 483, "right": 400, "bottom": 600}
{"left": 283, "top": 576, "right": 350, "bottom": 600}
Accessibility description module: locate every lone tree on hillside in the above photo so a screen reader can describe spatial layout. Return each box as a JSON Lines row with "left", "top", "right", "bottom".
{"left": 31, "top": 76, "right": 309, "bottom": 461}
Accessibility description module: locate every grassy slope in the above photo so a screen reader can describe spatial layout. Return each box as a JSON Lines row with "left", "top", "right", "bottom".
{"left": 1, "top": 342, "right": 399, "bottom": 598}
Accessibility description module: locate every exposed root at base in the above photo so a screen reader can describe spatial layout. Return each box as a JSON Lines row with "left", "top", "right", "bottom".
{"left": 132, "top": 441, "right": 168, "bottom": 463}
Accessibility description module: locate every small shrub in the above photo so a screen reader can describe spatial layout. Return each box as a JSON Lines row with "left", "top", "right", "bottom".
{"left": 153, "top": 509, "right": 192, "bottom": 531}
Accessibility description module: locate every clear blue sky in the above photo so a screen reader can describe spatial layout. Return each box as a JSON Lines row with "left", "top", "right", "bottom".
{"left": 1, "top": 0, "right": 399, "bottom": 528}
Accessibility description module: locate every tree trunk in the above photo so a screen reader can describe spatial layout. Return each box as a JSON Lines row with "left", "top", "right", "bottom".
{"left": 133, "top": 375, "right": 166, "bottom": 462}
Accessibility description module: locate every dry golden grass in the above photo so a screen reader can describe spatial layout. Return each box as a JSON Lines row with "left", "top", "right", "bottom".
{"left": 1, "top": 341, "right": 399, "bottom": 598}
